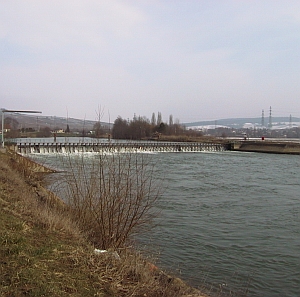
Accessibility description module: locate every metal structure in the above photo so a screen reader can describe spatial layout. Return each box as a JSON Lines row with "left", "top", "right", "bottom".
{"left": 268, "top": 106, "right": 272, "bottom": 129}
{"left": 1, "top": 109, "right": 42, "bottom": 148}
{"left": 16, "top": 141, "right": 228, "bottom": 154}
{"left": 261, "top": 109, "right": 265, "bottom": 127}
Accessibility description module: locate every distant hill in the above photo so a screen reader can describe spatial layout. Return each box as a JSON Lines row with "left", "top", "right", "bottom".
{"left": 185, "top": 117, "right": 300, "bottom": 129}
{"left": 4, "top": 113, "right": 112, "bottom": 131}
{"left": 5, "top": 113, "right": 300, "bottom": 131}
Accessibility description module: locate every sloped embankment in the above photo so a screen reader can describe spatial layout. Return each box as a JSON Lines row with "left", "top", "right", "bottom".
{"left": 0, "top": 152, "right": 206, "bottom": 297}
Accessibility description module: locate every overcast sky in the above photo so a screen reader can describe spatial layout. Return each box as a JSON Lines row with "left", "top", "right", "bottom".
{"left": 1, "top": 1, "right": 300, "bottom": 123}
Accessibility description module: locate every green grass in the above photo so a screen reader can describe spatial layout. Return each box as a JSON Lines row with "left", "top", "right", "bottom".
{"left": 0, "top": 152, "right": 205, "bottom": 297}
{"left": 0, "top": 199, "right": 107, "bottom": 296}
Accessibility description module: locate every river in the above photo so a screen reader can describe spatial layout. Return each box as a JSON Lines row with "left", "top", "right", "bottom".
{"left": 23, "top": 140, "right": 300, "bottom": 297}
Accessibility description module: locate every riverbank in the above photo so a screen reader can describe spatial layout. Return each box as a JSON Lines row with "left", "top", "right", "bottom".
{"left": 0, "top": 151, "right": 208, "bottom": 297}
{"left": 230, "top": 139, "right": 300, "bottom": 154}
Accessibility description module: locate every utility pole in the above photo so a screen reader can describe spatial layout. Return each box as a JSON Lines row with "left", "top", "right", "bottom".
{"left": 261, "top": 109, "right": 265, "bottom": 127}
{"left": 268, "top": 106, "right": 272, "bottom": 129}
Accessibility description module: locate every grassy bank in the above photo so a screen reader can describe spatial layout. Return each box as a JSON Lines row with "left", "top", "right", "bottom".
{"left": 0, "top": 152, "right": 207, "bottom": 297}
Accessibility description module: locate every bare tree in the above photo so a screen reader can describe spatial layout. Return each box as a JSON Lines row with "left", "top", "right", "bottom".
{"left": 157, "top": 112, "right": 162, "bottom": 126}
{"left": 59, "top": 152, "right": 161, "bottom": 249}
{"left": 169, "top": 114, "right": 173, "bottom": 127}
{"left": 151, "top": 112, "right": 156, "bottom": 126}
{"left": 112, "top": 116, "right": 129, "bottom": 139}
{"left": 93, "top": 121, "right": 103, "bottom": 138}
{"left": 94, "top": 105, "right": 105, "bottom": 137}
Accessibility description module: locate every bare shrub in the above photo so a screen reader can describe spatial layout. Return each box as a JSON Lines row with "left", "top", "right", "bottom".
{"left": 1, "top": 153, "right": 209, "bottom": 296}
{"left": 58, "top": 152, "right": 161, "bottom": 249}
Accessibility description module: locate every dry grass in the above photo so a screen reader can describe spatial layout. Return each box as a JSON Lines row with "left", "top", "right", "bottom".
{"left": 0, "top": 152, "right": 207, "bottom": 297}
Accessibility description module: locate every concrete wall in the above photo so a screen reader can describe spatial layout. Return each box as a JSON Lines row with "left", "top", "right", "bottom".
{"left": 231, "top": 141, "right": 300, "bottom": 154}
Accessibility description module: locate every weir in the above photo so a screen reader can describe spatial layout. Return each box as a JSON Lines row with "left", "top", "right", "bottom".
{"left": 15, "top": 141, "right": 229, "bottom": 154}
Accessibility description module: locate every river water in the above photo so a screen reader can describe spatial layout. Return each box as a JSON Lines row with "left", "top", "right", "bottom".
{"left": 140, "top": 151, "right": 300, "bottom": 297}
{"left": 24, "top": 142, "right": 300, "bottom": 297}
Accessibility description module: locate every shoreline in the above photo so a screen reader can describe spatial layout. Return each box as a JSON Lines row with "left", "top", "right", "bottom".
{"left": 8, "top": 136, "right": 300, "bottom": 155}
{"left": 0, "top": 150, "right": 209, "bottom": 297}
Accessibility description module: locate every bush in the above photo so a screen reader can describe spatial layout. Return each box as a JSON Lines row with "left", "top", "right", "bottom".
{"left": 56, "top": 152, "right": 161, "bottom": 249}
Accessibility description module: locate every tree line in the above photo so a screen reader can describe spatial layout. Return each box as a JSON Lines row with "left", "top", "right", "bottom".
{"left": 2, "top": 112, "right": 203, "bottom": 140}
{"left": 112, "top": 112, "right": 194, "bottom": 140}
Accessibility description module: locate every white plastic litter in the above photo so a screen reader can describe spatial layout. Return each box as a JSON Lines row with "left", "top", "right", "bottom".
{"left": 94, "top": 248, "right": 120, "bottom": 260}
